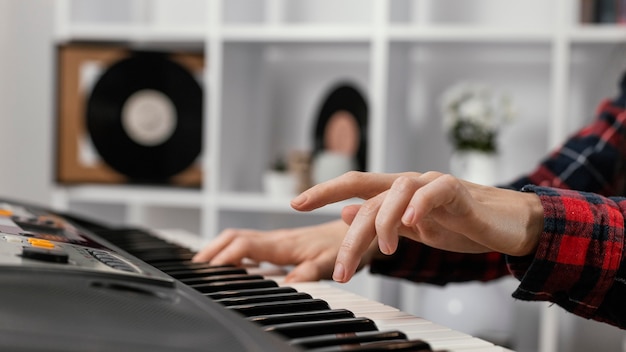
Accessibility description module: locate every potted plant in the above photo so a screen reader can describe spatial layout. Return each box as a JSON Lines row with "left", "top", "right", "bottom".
{"left": 440, "top": 82, "right": 516, "bottom": 185}
{"left": 263, "top": 155, "right": 297, "bottom": 197}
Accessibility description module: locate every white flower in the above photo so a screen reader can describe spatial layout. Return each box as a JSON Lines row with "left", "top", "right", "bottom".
{"left": 440, "top": 82, "right": 516, "bottom": 152}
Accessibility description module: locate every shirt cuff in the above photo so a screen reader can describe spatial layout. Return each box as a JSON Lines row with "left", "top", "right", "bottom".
{"left": 506, "top": 185, "right": 623, "bottom": 319}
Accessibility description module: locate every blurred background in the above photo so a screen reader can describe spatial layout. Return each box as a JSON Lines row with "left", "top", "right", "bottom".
{"left": 1, "top": 0, "right": 626, "bottom": 351}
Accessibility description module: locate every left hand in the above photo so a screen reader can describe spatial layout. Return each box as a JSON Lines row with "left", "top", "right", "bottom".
{"left": 290, "top": 171, "right": 544, "bottom": 283}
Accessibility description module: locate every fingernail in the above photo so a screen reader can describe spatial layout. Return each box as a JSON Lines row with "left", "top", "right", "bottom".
{"left": 291, "top": 194, "right": 307, "bottom": 207}
{"left": 379, "top": 240, "right": 393, "bottom": 255}
{"left": 402, "top": 206, "right": 415, "bottom": 225}
{"left": 332, "top": 262, "right": 345, "bottom": 282}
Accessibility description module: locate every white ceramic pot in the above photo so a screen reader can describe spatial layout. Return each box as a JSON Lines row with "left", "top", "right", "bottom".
{"left": 450, "top": 150, "right": 497, "bottom": 186}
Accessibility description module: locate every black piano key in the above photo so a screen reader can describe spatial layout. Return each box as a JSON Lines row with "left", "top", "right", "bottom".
{"left": 127, "top": 249, "right": 194, "bottom": 259}
{"left": 191, "top": 279, "right": 278, "bottom": 294}
{"left": 309, "top": 339, "right": 433, "bottom": 352}
{"left": 139, "top": 252, "right": 196, "bottom": 263}
{"left": 114, "top": 241, "right": 181, "bottom": 251}
{"left": 264, "top": 317, "right": 378, "bottom": 339}
{"left": 290, "top": 330, "right": 408, "bottom": 349}
{"left": 206, "top": 286, "right": 298, "bottom": 300}
{"left": 248, "top": 309, "right": 355, "bottom": 326}
{"left": 228, "top": 299, "right": 330, "bottom": 317}
{"left": 216, "top": 292, "right": 312, "bottom": 306}
{"left": 166, "top": 267, "right": 248, "bottom": 279}
{"left": 111, "top": 239, "right": 187, "bottom": 250}
{"left": 148, "top": 259, "right": 209, "bottom": 268}
{"left": 154, "top": 262, "right": 236, "bottom": 272}
{"left": 94, "top": 229, "right": 153, "bottom": 241}
{"left": 179, "top": 274, "right": 263, "bottom": 286}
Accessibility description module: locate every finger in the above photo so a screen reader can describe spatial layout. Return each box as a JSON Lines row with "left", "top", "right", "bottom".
{"left": 192, "top": 228, "right": 241, "bottom": 262}
{"left": 333, "top": 195, "right": 384, "bottom": 283}
{"left": 340, "top": 204, "right": 361, "bottom": 225}
{"left": 284, "top": 255, "right": 335, "bottom": 283}
{"left": 401, "top": 173, "right": 469, "bottom": 226}
{"left": 291, "top": 172, "right": 410, "bottom": 211}
{"left": 375, "top": 176, "right": 422, "bottom": 255}
{"left": 403, "top": 174, "right": 484, "bottom": 249}
{"left": 208, "top": 236, "right": 255, "bottom": 266}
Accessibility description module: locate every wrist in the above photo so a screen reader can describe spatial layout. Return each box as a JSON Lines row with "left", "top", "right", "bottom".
{"left": 519, "top": 192, "right": 544, "bottom": 256}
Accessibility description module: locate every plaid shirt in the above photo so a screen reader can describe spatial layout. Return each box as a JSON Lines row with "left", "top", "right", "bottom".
{"left": 370, "top": 97, "right": 626, "bottom": 329}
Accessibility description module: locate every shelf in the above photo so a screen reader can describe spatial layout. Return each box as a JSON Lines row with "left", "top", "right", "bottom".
{"left": 388, "top": 25, "right": 553, "bottom": 43}
{"left": 53, "top": 185, "right": 204, "bottom": 208}
{"left": 567, "top": 25, "right": 626, "bottom": 43}
{"left": 53, "top": 186, "right": 355, "bottom": 216}
{"left": 221, "top": 24, "right": 373, "bottom": 42}
{"left": 59, "top": 22, "right": 626, "bottom": 45}
{"left": 61, "top": 24, "right": 207, "bottom": 43}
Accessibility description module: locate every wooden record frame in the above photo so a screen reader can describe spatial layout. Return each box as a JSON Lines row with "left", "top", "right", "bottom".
{"left": 55, "top": 43, "right": 204, "bottom": 187}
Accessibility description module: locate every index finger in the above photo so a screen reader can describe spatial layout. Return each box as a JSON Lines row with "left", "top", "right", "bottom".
{"left": 291, "top": 171, "right": 414, "bottom": 212}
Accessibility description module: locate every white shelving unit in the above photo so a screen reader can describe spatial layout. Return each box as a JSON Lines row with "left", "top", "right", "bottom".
{"left": 50, "top": 1, "right": 626, "bottom": 351}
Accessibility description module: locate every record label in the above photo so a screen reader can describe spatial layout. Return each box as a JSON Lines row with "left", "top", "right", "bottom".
{"left": 121, "top": 89, "right": 177, "bottom": 147}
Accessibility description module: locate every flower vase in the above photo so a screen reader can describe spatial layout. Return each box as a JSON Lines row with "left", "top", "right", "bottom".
{"left": 449, "top": 150, "right": 497, "bottom": 186}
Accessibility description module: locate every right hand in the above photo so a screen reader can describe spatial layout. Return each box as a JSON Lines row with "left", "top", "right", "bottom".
{"left": 192, "top": 220, "right": 378, "bottom": 282}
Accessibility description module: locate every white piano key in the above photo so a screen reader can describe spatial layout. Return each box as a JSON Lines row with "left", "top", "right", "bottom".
{"left": 286, "top": 280, "right": 511, "bottom": 350}
{"left": 450, "top": 346, "right": 515, "bottom": 352}
{"left": 154, "top": 230, "right": 515, "bottom": 351}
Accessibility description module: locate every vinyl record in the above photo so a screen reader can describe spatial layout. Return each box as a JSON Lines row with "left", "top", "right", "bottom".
{"left": 86, "top": 52, "right": 202, "bottom": 183}
{"left": 313, "top": 83, "right": 368, "bottom": 171}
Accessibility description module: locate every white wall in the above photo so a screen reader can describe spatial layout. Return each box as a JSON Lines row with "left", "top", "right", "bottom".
{"left": 0, "top": 0, "right": 55, "bottom": 207}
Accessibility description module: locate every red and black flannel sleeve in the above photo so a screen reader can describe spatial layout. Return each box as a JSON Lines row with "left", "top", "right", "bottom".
{"left": 370, "top": 237, "right": 509, "bottom": 285}
{"left": 508, "top": 186, "right": 626, "bottom": 328}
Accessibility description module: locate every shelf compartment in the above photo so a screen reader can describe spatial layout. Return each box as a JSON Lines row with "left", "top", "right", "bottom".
{"left": 567, "top": 42, "right": 626, "bottom": 135}
{"left": 389, "top": 0, "right": 558, "bottom": 29}
{"left": 385, "top": 41, "right": 553, "bottom": 183}
{"left": 218, "top": 42, "right": 371, "bottom": 195}
{"left": 223, "top": 0, "right": 373, "bottom": 26}
{"left": 68, "top": 0, "right": 207, "bottom": 26}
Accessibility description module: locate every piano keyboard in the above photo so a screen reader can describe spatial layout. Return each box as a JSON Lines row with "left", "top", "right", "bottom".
{"left": 99, "top": 227, "right": 514, "bottom": 352}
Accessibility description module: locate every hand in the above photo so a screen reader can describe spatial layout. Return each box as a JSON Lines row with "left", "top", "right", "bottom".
{"left": 291, "top": 171, "right": 544, "bottom": 283}
{"left": 192, "top": 220, "right": 380, "bottom": 282}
